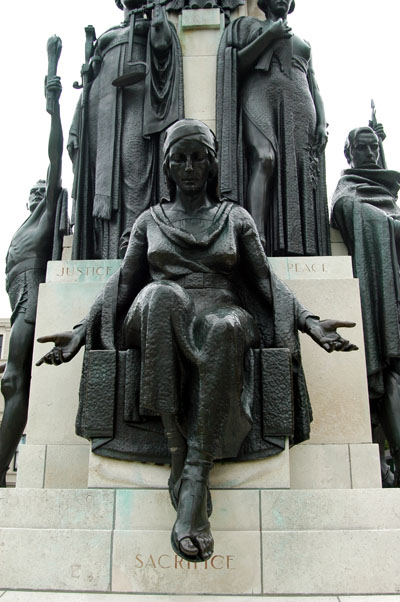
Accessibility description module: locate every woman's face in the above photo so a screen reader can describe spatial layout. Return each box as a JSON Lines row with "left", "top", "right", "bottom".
{"left": 261, "top": 0, "right": 291, "bottom": 17}
{"left": 169, "top": 139, "right": 211, "bottom": 197}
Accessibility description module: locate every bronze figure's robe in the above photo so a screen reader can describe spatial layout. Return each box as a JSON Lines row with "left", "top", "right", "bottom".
{"left": 76, "top": 200, "right": 314, "bottom": 463}
{"left": 217, "top": 17, "right": 330, "bottom": 257}
{"left": 70, "top": 18, "right": 184, "bottom": 260}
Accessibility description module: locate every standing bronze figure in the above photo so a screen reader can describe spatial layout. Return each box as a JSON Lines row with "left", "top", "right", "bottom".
{"left": 38, "top": 120, "right": 356, "bottom": 560}
{"left": 332, "top": 125, "right": 400, "bottom": 487}
{"left": 217, "top": 0, "right": 330, "bottom": 256}
{"left": 69, "top": 0, "right": 184, "bottom": 260}
{"left": 0, "top": 37, "right": 68, "bottom": 487}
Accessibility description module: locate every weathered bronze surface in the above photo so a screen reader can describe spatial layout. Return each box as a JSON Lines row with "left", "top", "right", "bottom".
{"left": 0, "top": 37, "right": 69, "bottom": 487}
{"left": 332, "top": 124, "right": 400, "bottom": 487}
{"left": 167, "top": 0, "right": 244, "bottom": 12}
{"left": 69, "top": 0, "right": 184, "bottom": 260}
{"left": 216, "top": 0, "right": 331, "bottom": 256}
{"left": 38, "top": 119, "right": 357, "bottom": 559}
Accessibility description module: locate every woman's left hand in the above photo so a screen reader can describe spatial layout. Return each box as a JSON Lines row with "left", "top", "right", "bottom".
{"left": 313, "top": 124, "right": 328, "bottom": 155}
{"left": 305, "top": 318, "right": 359, "bottom": 353}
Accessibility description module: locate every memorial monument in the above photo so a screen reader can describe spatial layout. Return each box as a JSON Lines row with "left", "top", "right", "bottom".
{"left": 0, "top": 0, "right": 400, "bottom": 598}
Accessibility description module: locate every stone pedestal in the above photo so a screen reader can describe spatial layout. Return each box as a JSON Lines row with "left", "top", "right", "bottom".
{"left": 1, "top": 487, "right": 400, "bottom": 596}
{"left": 17, "top": 255, "right": 380, "bottom": 492}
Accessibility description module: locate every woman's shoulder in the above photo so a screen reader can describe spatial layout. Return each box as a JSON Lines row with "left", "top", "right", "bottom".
{"left": 224, "top": 201, "right": 258, "bottom": 230}
{"left": 223, "top": 16, "right": 262, "bottom": 45}
{"left": 226, "top": 201, "right": 253, "bottom": 219}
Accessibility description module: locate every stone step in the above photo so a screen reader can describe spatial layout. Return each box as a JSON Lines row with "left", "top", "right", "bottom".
{"left": 2, "top": 488, "right": 400, "bottom": 531}
{"left": 0, "top": 594, "right": 399, "bottom": 602}
{"left": 0, "top": 488, "right": 399, "bottom": 596}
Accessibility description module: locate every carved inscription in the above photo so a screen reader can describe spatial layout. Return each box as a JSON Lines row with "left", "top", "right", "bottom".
{"left": 56, "top": 266, "right": 114, "bottom": 278}
{"left": 288, "top": 262, "right": 328, "bottom": 274}
{"left": 135, "top": 554, "right": 235, "bottom": 570}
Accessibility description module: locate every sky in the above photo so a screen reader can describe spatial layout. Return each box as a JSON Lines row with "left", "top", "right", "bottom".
{"left": 0, "top": 0, "right": 399, "bottom": 317}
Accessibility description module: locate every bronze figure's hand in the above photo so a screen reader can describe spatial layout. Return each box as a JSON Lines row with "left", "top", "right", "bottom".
{"left": 314, "top": 124, "right": 328, "bottom": 155}
{"left": 265, "top": 18, "right": 292, "bottom": 41}
{"left": 306, "top": 318, "right": 358, "bottom": 353}
{"left": 36, "top": 330, "right": 85, "bottom": 366}
{"left": 371, "top": 122, "right": 386, "bottom": 142}
{"left": 45, "top": 75, "right": 62, "bottom": 102}
{"left": 47, "top": 35, "right": 62, "bottom": 64}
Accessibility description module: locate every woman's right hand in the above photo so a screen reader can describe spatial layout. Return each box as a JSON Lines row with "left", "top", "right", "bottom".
{"left": 264, "top": 18, "right": 292, "bottom": 42}
{"left": 36, "top": 328, "right": 85, "bottom": 366}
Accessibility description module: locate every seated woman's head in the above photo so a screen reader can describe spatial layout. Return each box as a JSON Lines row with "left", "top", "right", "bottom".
{"left": 257, "top": 0, "right": 295, "bottom": 17}
{"left": 163, "top": 119, "right": 220, "bottom": 202}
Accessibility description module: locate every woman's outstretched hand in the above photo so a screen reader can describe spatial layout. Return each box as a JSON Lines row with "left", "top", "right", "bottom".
{"left": 305, "top": 318, "right": 359, "bottom": 353}
{"left": 36, "top": 329, "right": 85, "bottom": 366}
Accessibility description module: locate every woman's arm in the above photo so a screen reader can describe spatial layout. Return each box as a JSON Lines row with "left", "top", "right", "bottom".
{"left": 307, "top": 56, "right": 328, "bottom": 155}
{"left": 238, "top": 209, "right": 357, "bottom": 351}
{"left": 238, "top": 18, "right": 292, "bottom": 75}
{"left": 36, "top": 213, "right": 150, "bottom": 366}
{"left": 116, "top": 213, "right": 150, "bottom": 314}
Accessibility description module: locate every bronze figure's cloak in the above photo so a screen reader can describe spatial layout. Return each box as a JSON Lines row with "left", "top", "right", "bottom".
{"left": 332, "top": 168, "right": 400, "bottom": 397}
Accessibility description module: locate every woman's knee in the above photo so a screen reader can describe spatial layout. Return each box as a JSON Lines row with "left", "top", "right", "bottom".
{"left": 252, "top": 146, "right": 275, "bottom": 176}
{"left": 205, "top": 312, "right": 243, "bottom": 342}
{"left": 141, "top": 281, "right": 192, "bottom": 312}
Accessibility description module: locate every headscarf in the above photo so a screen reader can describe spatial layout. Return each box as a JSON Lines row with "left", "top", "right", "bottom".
{"left": 163, "top": 119, "right": 218, "bottom": 158}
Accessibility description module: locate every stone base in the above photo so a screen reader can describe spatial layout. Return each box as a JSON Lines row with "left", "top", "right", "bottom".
{"left": 88, "top": 439, "right": 290, "bottom": 489}
{"left": 18, "top": 256, "right": 378, "bottom": 491}
{"left": 0, "top": 591, "right": 399, "bottom": 602}
{"left": 87, "top": 441, "right": 381, "bottom": 490}
{"left": 1, "top": 488, "right": 400, "bottom": 595}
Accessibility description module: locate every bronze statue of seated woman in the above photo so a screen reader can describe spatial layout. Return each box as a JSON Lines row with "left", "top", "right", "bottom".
{"left": 37, "top": 119, "right": 357, "bottom": 562}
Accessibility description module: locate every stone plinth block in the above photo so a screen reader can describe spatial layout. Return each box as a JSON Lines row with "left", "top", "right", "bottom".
{"left": 181, "top": 7, "right": 222, "bottom": 29}
{"left": 44, "top": 444, "right": 90, "bottom": 489}
{"left": 349, "top": 443, "right": 382, "bottom": 488}
{"left": 269, "top": 255, "right": 353, "bottom": 280}
{"left": 89, "top": 441, "right": 289, "bottom": 489}
{"left": 330, "top": 226, "right": 348, "bottom": 256}
{"left": 180, "top": 26, "right": 223, "bottom": 56}
{"left": 261, "top": 489, "right": 400, "bottom": 531}
{"left": 115, "top": 489, "right": 260, "bottom": 531}
{"left": 112, "top": 530, "right": 261, "bottom": 594}
{"left": 0, "top": 594, "right": 349, "bottom": 601}
{"left": 0, "top": 488, "right": 114, "bottom": 530}
{"left": 46, "top": 260, "right": 121, "bottom": 284}
{"left": 0, "top": 529, "right": 111, "bottom": 591}
{"left": 289, "top": 444, "right": 351, "bottom": 489}
{"left": 16, "top": 444, "right": 46, "bottom": 488}
{"left": 287, "top": 279, "right": 371, "bottom": 446}
{"left": 28, "top": 282, "right": 105, "bottom": 446}
{"left": 183, "top": 56, "right": 216, "bottom": 121}
{"left": 262, "top": 530, "right": 400, "bottom": 595}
